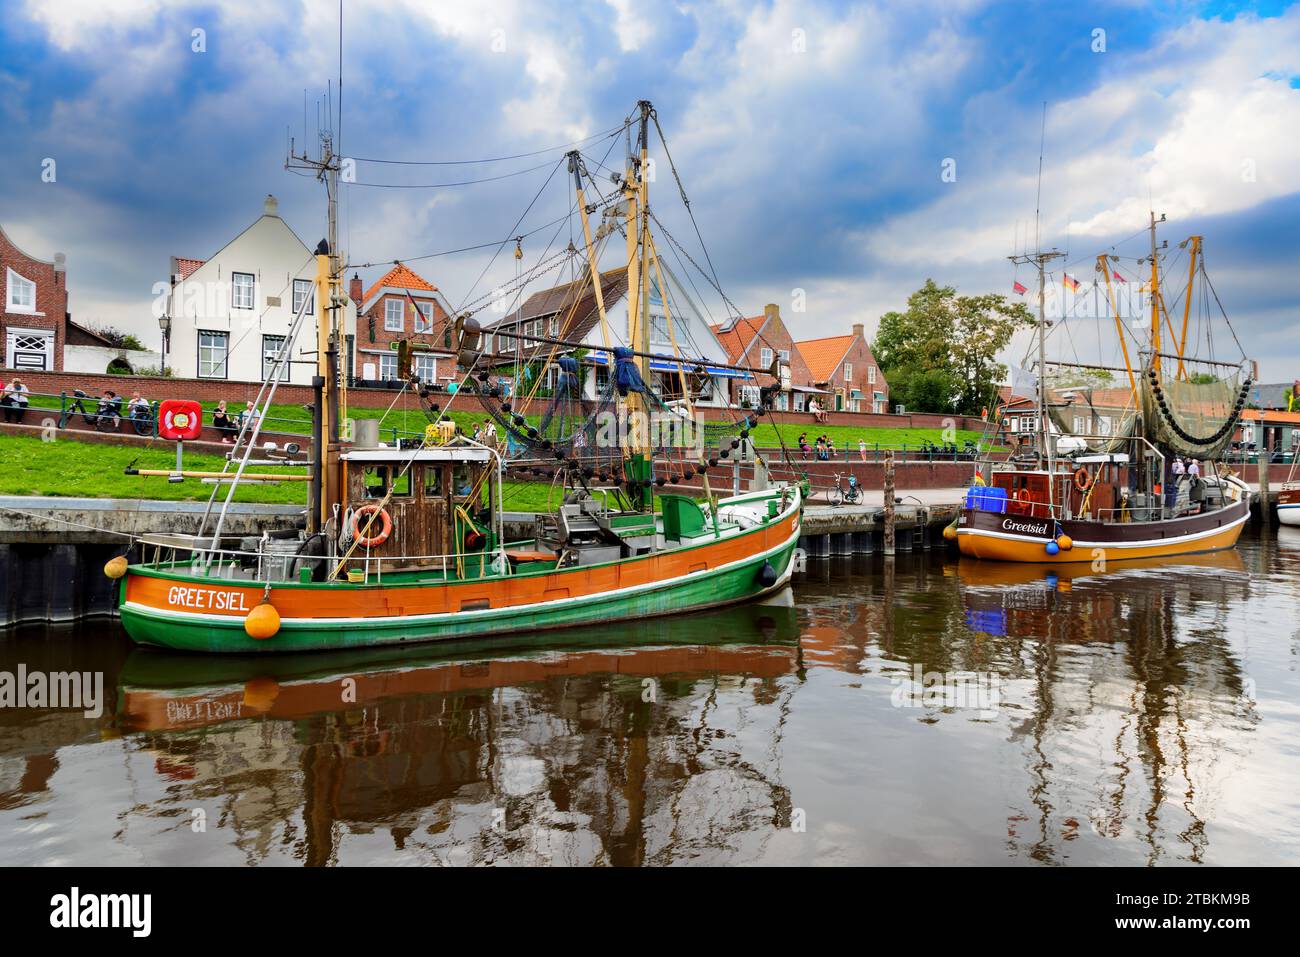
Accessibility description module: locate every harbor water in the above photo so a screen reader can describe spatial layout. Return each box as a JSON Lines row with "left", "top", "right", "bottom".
{"left": 1, "top": 526, "right": 1297, "bottom": 866}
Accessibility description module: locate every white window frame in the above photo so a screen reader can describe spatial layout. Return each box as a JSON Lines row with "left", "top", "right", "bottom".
{"left": 262, "top": 334, "right": 287, "bottom": 380}
{"left": 5, "top": 268, "right": 36, "bottom": 313}
{"left": 231, "top": 272, "right": 255, "bottom": 310}
{"left": 384, "top": 298, "right": 404, "bottom": 332}
{"left": 868, "top": 366, "right": 876, "bottom": 385}
{"left": 649, "top": 312, "right": 671, "bottom": 346}
{"left": 760, "top": 347, "right": 773, "bottom": 368}
{"left": 778, "top": 348, "right": 790, "bottom": 363}
{"left": 843, "top": 362, "right": 853, "bottom": 383}
{"left": 379, "top": 352, "right": 398, "bottom": 379}
{"left": 413, "top": 353, "right": 437, "bottom": 382}
{"left": 292, "top": 279, "right": 314, "bottom": 316}
{"left": 198, "top": 330, "right": 228, "bottom": 379}
{"left": 413, "top": 301, "right": 434, "bottom": 334}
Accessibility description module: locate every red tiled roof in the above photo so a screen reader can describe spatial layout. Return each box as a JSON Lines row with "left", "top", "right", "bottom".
{"left": 363, "top": 263, "right": 437, "bottom": 304}
{"left": 709, "top": 316, "right": 765, "bottom": 365}
{"left": 175, "top": 258, "right": 205, "bottom": 280}
{"left": 794, "top": 335, "right": 854, "bottom": 383}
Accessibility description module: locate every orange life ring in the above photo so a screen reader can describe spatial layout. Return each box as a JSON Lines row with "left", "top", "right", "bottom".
{"left": 351, "top": 505, "right": 393, "bottom": 547}
{"left": 1073, "top": 467, "right": 1093, "bottom": 492}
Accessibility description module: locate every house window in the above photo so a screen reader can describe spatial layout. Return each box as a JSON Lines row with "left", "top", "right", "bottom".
{"left": 6, "top": 269, "right": 36, "bottom": 312}
{"left": 548, "top": 316, "right": 559, "bottom": 336}
{"left": 843, "top": 362, "right": 853, "bottom": 383}
{"left": 384, "top": 299, "right": 404, "bottom": 331}
{"left": 262, "top": 335, "right": 287, "bottom": 380}
{"left": 379, "top": 352, "right": 398, "bottom": 379}
{"left": 198, "top": 330, "right": 228, "bottom": 378}
{"left": 868, "top": 366, "right": 877, "bottom": 385}
{"left": 6, "top": 330, "right": 53, "bottom": 370}
{"left": 760, "top": 347, "right": 773, "bottom": 368}
{"left": 292, "top": 279, "right": 314, "bottom": 316}
{"left": 778, "top": 349, "right": 790, "bottom": 363}
{"left": 232, "top": 272, "right": 255, "bottom": 310}
{"left": 498, "top": 332, "right": 513, "bottom": 351}
{"left": 650, "top": 313, "right": 671, "bottom": 345}
{"left": 414, "top": 301, "right": 434, "bottom": 334}
{"left": 413, "top": 353, "right": 437, "bottom": 382}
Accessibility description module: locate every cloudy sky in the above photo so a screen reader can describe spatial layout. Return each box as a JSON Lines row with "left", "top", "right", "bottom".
{"left": 2, "top": 0, "right": 1297, "bottom": 379}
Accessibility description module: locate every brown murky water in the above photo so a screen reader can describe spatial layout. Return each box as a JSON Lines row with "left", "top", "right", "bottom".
{"left": 2, "top": 527, "right": 1298, "bottom": 865}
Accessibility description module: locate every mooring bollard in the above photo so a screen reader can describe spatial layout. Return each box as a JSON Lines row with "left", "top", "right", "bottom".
{"left": 1258, "top": 429, "right": 1271, "bottom": 521}
{"left": 883, "top": 450, "right": 896, "bottom": 556}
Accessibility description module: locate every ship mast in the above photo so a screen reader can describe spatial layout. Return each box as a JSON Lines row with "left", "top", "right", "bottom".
{"left": 1009, "top": 248, "right": 1063, "bottom": 490}
{"left": 1146, "top": 210, "right": 1166, "bottom": 375}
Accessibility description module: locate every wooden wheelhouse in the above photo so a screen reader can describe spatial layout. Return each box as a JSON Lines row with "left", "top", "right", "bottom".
{"left": 336, "top": 446, "right": 498, "bottom": 569}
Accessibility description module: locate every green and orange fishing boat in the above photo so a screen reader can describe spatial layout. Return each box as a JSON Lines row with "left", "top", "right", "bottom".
{"left": 111, "top": 100, "right": 804, "bottom": 654}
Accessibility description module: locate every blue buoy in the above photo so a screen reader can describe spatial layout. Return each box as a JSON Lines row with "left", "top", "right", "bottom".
{"left": 1045, "top": 541, "right": 1060, "bottom": 556}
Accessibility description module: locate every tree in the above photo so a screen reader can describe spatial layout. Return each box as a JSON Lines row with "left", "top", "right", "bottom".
{"left": 871, "top": 279, "right": 1033, "bottom": 414}
{"left": 89, "top": 325, "right": 146, "bottom": 350}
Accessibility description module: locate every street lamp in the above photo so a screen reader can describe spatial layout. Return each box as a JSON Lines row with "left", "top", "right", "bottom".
{"left": 158, "top": 312, "right": 171, "bottom": 374}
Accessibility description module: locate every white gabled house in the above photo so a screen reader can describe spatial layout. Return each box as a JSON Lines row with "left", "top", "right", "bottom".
{"left": 163, "top": 195, "right": 356, "bottom": 385}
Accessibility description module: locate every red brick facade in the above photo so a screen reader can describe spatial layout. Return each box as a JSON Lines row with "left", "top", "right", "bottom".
{"left": 1, "top": 224, "right": 67, "bottom": 373}
{"left": 711, "top": 304, "right": 815, "bottom": 411}
{"left": 795, "top": 324, "right": 889, "bottom": 413}
{"left": 350, "top": 266, "right": 456, "bottom": 385}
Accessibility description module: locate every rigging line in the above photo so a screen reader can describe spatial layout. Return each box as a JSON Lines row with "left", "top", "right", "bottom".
{"left": 1199, "top": 257, "right": 1247, "bottom": 360}
{"left": 651, "top": 111, "right": 743, "bottom": 323}
{"left": 344, "top": 206, "right": 587, "bottom": 270}
{"left": 343, "top": 157, "right": 562, "bottom": 189}
{"left": 0, "top": 504, "right": 138, "bottom": 541}
{"left": 350, "top": 122, "right": 629, "bottom": 166}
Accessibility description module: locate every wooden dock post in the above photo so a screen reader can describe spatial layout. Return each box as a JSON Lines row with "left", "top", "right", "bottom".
{"left": 1258, "top": 426, "right": 1271, "bottom": 521}
{"left": 883, "top": 450, "right": 896, "bottom": 556}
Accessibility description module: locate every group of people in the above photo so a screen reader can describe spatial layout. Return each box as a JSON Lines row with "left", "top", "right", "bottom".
{"left": 1164, "top": 455, "right": 1203, "bottom": 510}
{"left": 798, "top": 431, "right": 875, "bottom": 462}
{"left": 468, "top": 419, "right": 499, "bottom": 449}
{"left": 807, "top": 398, "right": 830, "bottom": 423}
{"left": 210, "top": 400, "right": 261, "bottom": 443}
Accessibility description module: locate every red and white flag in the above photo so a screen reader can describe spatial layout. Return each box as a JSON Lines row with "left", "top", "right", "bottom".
{"left": 1113, "top": 271, "right": 1126, "bottom": 283}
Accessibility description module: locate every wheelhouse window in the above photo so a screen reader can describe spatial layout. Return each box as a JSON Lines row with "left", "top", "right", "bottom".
{"left": 6, "top": 269, "right": 36, "bottom": 312}
{"left": 362, "top": 466, "right": 411, "bottom": 499}
{"left": 292, "top": 279, "right": 314, "bottom": 316}
{"left": 423, "top": 465, "right": 444, "bottom": 498}
{"left": 262, "top": 334, "right": 287, "bottom": 380}
{"left": 231, "top": 272, "right": 255, "bottom": 310}
{"left": 384, "top": 298, "right": 404, "bottom": 332}
{"left": 198, "top": 330, "right": 228, "bottom": 378}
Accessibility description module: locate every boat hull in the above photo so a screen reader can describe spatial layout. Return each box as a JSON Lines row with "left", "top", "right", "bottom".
{"left": 956, "top": 496, "right": 1249, "bottom": 563}
{"left": 118, "top": 498, "right": 802, "bottom": 653}
{"left": 1277, "top": 488, "right": 1300, "bottom": 527}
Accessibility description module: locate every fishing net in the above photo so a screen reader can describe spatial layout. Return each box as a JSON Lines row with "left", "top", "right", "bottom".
{"left": 1042, "top": 368, "right": 1139, "bottom": 454}
{"left": 1140, "top": 364, "right": 1250, "bottom": 460}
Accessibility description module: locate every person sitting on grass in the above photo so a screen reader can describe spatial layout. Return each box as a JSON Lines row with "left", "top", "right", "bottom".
{"left": 1, "top": 377, "right": 30, "bottom": 424}
{"left": 797, "top": 431, "right": 810, "bottom": 458}
{"left": 211, "top": 400, "right": 236, "bottom": 443}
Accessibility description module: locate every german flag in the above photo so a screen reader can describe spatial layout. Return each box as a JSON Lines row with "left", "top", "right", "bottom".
{"left": 1063, "top": 274, "right": 1081, "bottom": 292}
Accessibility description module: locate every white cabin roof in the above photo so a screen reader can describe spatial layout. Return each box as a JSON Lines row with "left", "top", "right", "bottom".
{"left": 341, "top": 447, "right": 493, "bottom": 463}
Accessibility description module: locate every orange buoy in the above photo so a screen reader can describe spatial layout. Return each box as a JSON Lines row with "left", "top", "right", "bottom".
{"left": 244, "top": 602, "right": 281, "bottom": 640}
{"left": 943, "top": 524, "right": 957, "bottom": 541}
{"left": 1073, "top": 467, "right": 1092, "bottom": 492}
{"left": 104, "top": 555, "right": 129, "bottom": 579}
{"left": 1056, "top": 534, "right": 1073, "bottom": 551}
{"left": 351, "top": 505, "right": 393, "bottom": 548}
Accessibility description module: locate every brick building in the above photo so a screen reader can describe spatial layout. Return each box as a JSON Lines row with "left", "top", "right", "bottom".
{"left": 2, "top": 222, "right": 68, "bottom": 372}
{"left": 710, "top": 303, "right": 816, "bottom": 411}
{"left": 350, "top": 263, "right": 457, "bottom": 386}
{"left": 795, "top": 323, "right": 888, "bottom": 413}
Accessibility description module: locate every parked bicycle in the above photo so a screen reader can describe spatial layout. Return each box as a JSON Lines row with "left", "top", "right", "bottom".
{"left": 830, "top": 472, "right": 862, "bottom": 506}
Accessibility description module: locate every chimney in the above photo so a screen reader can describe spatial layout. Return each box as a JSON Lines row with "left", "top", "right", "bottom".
{"left": 54, "top": 252, "right": 67, "bottom": 274}
{"left": 349, "top": 272, "right": 363, "bottom": 306}
{"left": 852, "top": 322, "right": 864, "bottom": 340}
{"left": 263, "top": 194, "right": 279, "bottom": 216}
{"left": 764, "top": 303, "right": 779, "bottom": 322}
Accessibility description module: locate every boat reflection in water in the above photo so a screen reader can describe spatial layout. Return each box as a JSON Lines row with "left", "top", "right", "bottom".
{"left": 114, "top": 591, "right": 801, "bottom": 866}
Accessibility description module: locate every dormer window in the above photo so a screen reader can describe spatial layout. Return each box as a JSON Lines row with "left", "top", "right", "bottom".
{"left": 385, "top": 298, "right": 404, "bottom": 331}
{"left": 6, "top": 269, "right": 36, "bottom": 312}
